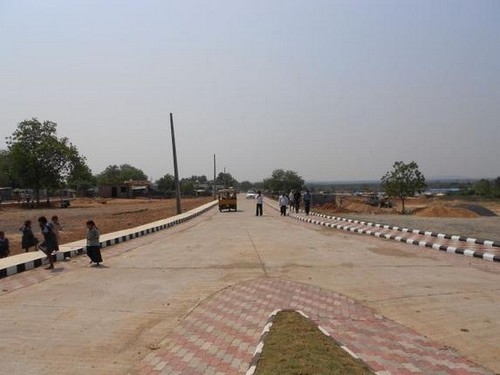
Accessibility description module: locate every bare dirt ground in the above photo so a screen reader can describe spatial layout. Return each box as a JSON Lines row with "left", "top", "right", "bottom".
{"left": 2, "top": 195, "right": 499, "bottom": 256}
{"left": 0, "top": 197, "right": 213, "bottom": 256}
{"left": 316, "top": 196, "right": 500, "bottom": 241}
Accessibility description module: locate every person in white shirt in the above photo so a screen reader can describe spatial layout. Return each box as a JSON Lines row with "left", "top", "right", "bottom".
{"left": 255, "top": 191, "right": 264, "bottom": 216}
{"left": 279, "top": 193, "right": 289, "bottom": 216}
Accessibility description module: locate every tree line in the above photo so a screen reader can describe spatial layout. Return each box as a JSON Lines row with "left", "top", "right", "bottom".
{"left": 1, "top": 118, "right": 498, "bottom": 208}
{"left": 0, "top": 118, "right": 281, "bottom": 200}
{"left": 0, "top": 119, "right": 240, "bottom": 200}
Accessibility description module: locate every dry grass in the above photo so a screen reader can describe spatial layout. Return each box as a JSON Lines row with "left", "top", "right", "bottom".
{"left": 255, "top": 311, "right": 373, "bottom": 375}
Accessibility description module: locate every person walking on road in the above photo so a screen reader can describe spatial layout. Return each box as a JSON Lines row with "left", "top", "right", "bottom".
{"left": 49, "top": 215, "right": 62, "bottom": 246}
{"left": 0, "top": 231, "right": 10, "bottom": 258}
{"left": 279, "top": 193, "right": 289, "bottom": 216}
{"left": 20, "top": 220, "right": 38, "bottom": 252}
{"left": 255, "top": 191, "right": 263, "bottom": 216}
{"left": 303, "top": 190, "right": 312, "bottom": 215}
{"left": 37, "top": 216, "right": 57, "bottom": 269}
{"left": 294, "top": 190, "right": 301, "bottom": 213}
{"left": 289, "top": 190, "right": 295, "bottom": 212}
{"left": 86, "top": 220, "right": 103, "bottom": 266}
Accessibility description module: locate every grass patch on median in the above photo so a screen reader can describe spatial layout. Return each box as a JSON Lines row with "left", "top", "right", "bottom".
{"left": 254, "top": 310, "right": 374, "bottom": 375}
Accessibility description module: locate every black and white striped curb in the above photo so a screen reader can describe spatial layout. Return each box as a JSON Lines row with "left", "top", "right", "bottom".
{"left": 290, "top": 211, "right": 500, "bottom": 263}
{"left": 245, "top": 309, "right": 378, "bottom": 375}
{"left": 312, "top": 212, "right": 500, "bottom": 248}
{"left": 0, "top": 200, "right": 218, "bottom": 279}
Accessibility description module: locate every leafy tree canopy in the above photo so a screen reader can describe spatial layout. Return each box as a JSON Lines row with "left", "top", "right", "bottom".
{"left": 474, "top": 179, "right": 491, "bottom": 196}
{"left": 239, "top": 180, "right": 254, "bottom": 191}
{"left": 0, "top": 149, "right": 15, "bottom": 187}
{"left": 156, "top": 173, "right": 175, "bottom": 193}
{"left": 96, "top": 164, "right": 148, "bottom": 185}
{"left": 66, "top": 155, "right": 95, "bottom": 193}
{"left": 216, "top": 172, "right": 237, "bottom": 188}
{"left": 180, "top": 179, "right": 195, "bottom": 196}
{"left": 381, "top": 161, "right": 426, "bottom": 213}
{"left": 7, "top": 118, "right": 90, "bottom": 201}
{"left": 262, "top": 169, "right": 304, "bottom": 194}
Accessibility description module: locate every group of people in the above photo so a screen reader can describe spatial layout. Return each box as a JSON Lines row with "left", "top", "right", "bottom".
{"left": 253, "top": 189, "right": 312, "bottom": 217}
{"left": 279, "top": 190, "right": 311, "bottom": 216}
{"left": 0, "top": 215, "right": 103, "bottom": 269}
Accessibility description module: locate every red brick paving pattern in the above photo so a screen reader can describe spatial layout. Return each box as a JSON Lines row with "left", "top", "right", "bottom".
{"left": 136, "top": 277, "right": 492, "bottom": 375}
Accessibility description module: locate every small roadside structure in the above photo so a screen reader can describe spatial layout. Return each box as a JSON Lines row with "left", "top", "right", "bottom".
{"left": 99, "top": 184, "right": 130, "bottom": 198}
{"left": 100, "top": 180, "right": 151, "bottom": 199}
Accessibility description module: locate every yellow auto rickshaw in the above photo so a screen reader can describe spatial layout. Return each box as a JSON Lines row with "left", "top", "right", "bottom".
{"left": 218, "top": 188, "right": 237, "bottom": 212}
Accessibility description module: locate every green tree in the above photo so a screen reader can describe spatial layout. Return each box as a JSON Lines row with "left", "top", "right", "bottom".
{"left": 216, "top": 172, "right": 237, "bottom": 188}
{"left": 262, "top": 169, "right": 304, "bottom": 194}
{"left": 66, "top": 154, "right": 96, "bottom": 195}
{"left": 7, "top": 118, "right": 90, "bottom": 203}
{"left": 493, "top": 177, "right": 500, "bottom": 198}
{"left": 191, "top": 175, "right": 208, "bottom": 184}
{"left": 180, "top": 179, "right": 196, "bottom": 196}
{"left": 0, "top": 150, "right": 16, "bottom": 187}
{"left": 96, "top": 164, "right": 148, "bottom": 185}
{"left": 239, "top": 180, "right": 254, "bottom": 191}
{"left": 156, "top": 173, "right": 175, "bottom": 194}
{"left": 474, "top": 179, "right": 491, "bottom": 197}
{"left": 381, "top": 161, "right": 426, "bottom": 213}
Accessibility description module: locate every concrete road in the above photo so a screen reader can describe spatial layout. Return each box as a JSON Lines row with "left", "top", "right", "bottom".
{"left": 0, "top": 195, "right": 499, "bottom": 374}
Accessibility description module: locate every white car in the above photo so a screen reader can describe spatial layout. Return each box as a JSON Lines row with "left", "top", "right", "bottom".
{"left": 245, "top": 191, "right": 257, "bottom": 199}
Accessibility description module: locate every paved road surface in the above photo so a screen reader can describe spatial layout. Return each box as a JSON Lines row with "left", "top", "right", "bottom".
{"left": 0, "top": 196, "right": 499, "bottom": 374}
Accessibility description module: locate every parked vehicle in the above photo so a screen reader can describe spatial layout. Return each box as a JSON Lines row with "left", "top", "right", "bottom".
{"left": 245, "top": 191, "right": 257, "bottom": 199}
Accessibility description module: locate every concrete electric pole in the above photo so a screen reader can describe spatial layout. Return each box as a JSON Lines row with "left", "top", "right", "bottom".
{"left": 170, "top": 113, "right": 182, "bottom": 214}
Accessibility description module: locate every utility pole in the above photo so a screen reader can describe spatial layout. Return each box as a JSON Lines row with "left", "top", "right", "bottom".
{"left": 170, "top": 113, "right": 182, "bottom": 214}
{"left": 213, "top": 154, "right": 216, "bottom": 200}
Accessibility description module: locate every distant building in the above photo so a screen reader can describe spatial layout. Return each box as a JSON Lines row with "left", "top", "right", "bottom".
{"left": 99, "top": 180, "right": 150, "bottom": 198}
{"left": 99, "top": 184, "right": 130, "bottom": 198}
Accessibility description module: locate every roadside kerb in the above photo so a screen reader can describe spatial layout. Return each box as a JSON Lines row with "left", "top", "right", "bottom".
{"left": 288, "top": 210, "right": 500, "bottom": 263}
{"left": 0, "top": 200, "right": 218, "bottom": 279}
{"left": 312, "top": 211, "right": 500, "bottom": 248}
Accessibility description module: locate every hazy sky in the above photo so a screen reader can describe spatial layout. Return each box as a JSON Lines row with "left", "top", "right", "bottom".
{"left": 1, "top": 0, "right": 499, "bottom": 183}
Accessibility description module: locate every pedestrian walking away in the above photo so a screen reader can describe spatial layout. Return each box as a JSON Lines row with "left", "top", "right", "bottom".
{"left": 294, "top": 190, "right": 301, "bottom": 213}
{"left": 303, "top": 190, "right": 312, "bottom": 215}
{"left": 37, "top": 216, "right": 58, "bottom": 269}
{"left": 20, "top": 220, "right": 39, "bottom": 252}
{"left": 0, "top": 231, "right": 10, "bottom": 258}
{"left": 289, "top": 190, "right": 295, "bottom": 212}
{"left": 255, "top": 191, "right": 263, "bottom": 216}
{"left": 86, "top": 220, "right": 103, "bottom": 266}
